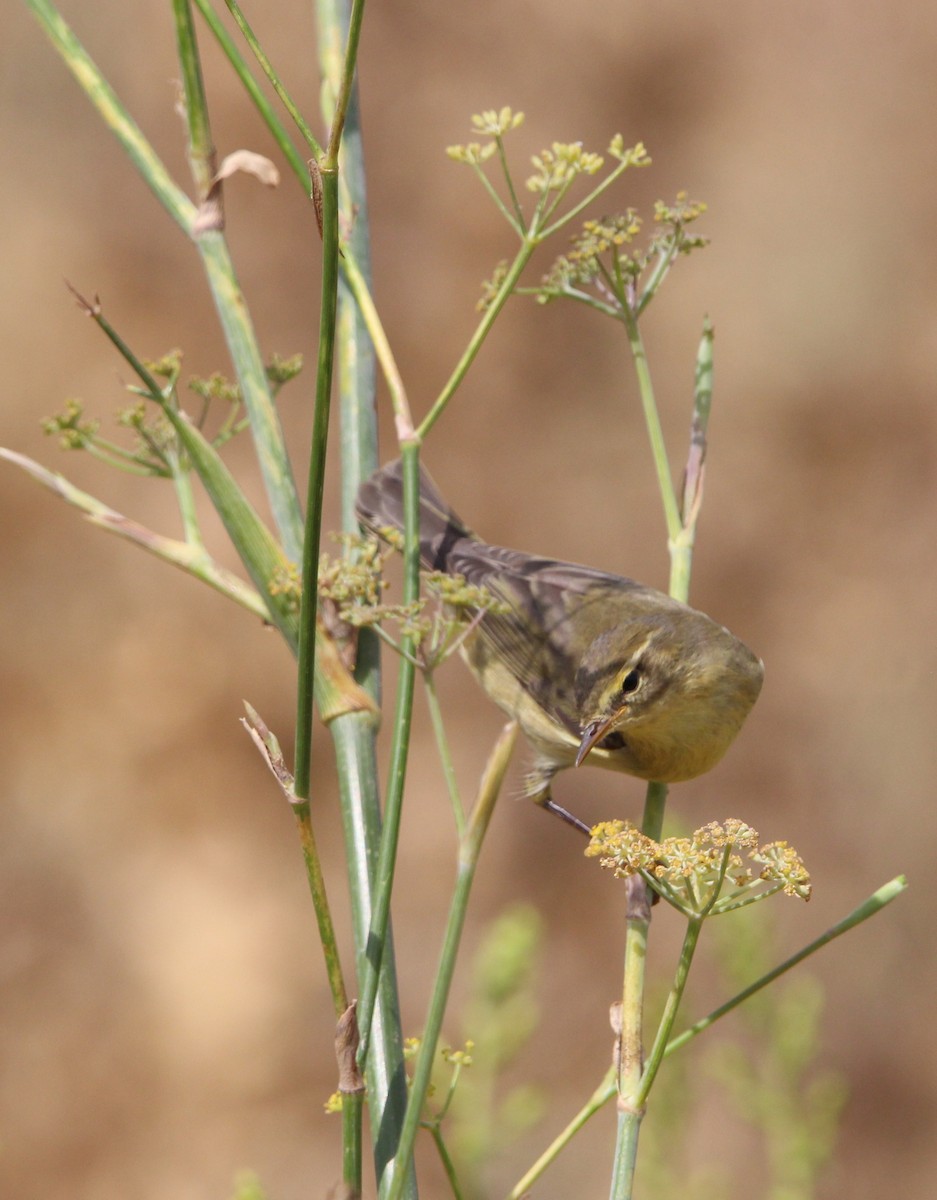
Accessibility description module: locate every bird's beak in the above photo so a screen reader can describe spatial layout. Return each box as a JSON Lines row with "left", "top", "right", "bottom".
{"left": 575, "top": 716, "right": 615, "bottom": 768}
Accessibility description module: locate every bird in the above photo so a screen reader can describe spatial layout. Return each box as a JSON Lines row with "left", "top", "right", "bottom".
{"left": 355, "top": 458, "right": 764, "bottom": 833}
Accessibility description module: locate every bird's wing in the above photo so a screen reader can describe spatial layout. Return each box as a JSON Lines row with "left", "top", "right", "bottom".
{"left": 444, "top": 542, "right": 655, "bottom": 731}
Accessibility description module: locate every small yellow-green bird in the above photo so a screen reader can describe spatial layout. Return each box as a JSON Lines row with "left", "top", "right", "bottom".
{"left": 356, "top": 459, "right": 763, "bottom": 832}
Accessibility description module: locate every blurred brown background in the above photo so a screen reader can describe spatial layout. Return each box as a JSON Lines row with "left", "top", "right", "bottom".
{"left": 2, "top": 2, "right": 935, "bottom": 1197}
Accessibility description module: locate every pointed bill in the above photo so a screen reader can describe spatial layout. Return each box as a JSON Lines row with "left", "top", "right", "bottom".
{"left": 576, "top": 716, "right": 616, "bottom": 767}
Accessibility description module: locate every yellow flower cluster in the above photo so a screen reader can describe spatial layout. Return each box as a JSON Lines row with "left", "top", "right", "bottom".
{"left": 586, "top": 818, "right": 811, "bottom": 913}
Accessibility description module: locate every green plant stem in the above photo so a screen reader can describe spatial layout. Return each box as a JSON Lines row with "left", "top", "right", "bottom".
{"left": 224, "top": 0, "right": 322, "bottom": 155}
{"left": 319, "top": 13, "right": 383, "bottom": 539}
{"left": 621, "top": 308, "right": 681, "bottom": 543}
{"left": 192, "top": 0, "right": 307, "bottom": 187}
{"left": 169, "top": 451, "right": 205, "bottom": 547}
{"left": 324, "top": 0, "right": 366, "bottom": 163}
{"left": 242, "top": 706, "right": 351, "bottom": 1021}
{"left": 198, "top": 233, "right": 305, "bottom": 555}
{"left": 314, "top": 3, "right": 415, "bottom": 1194}
{"left": 343, "top": 1091, "right": 364, "bottom": 1195}
{"left": 608, "top": 1109, "right": 641, "bottom": 1200}
{"left": 639, "top": 779, "right": 669, "bottom": 843}
{"left": 294, "top": 801, "right": 349, "bottom": 1017}
{"left": 636, "top": 918, "right": 702, "bottom": 1106}
{"left": 32, "top": 0, "right": 303, "bottom": 559}
{"left": 175, "top": 0, "right": 305, "bottom": 563}
{"left": 665, "top": 875, "right": 908, "bottom": 1057}
{"left": 505, "top": 1067, "right": 616, "bottom": 1200}
{"left": 427, "top": 1125, "right": 466, "bottom": 1200}
{"left": 0, "top": 449, "right": 267, "bottom": 619}
{"left": 340, "top": 250, "right": 413, "bottom": 438}
{"left": 612, "top": 301, "right": 707, "bottom": 1198}
{"left": 356, "top": 441, "right": 422, "bottom": 1063}
{"left": 77, "top": 440, "right": 163, "bottom": 476}
{"left": 635, "top": 243, "right": 679, "bottom": 316}
{"left": 609, "top": 875, "right": 652, "bottom": 1200}
{"left": 331, "top": 713, "right": 413, "bottom": 1197}
{"left": 27, "top": 0, "right": 195, "bottom": 233}
{"left": 513, "top": 873, "right": 909, "bottom": 1197}
{"left": 294, "top": 162, "right": 339, "bottom": 800}
{"left": 417, "top": 240, "right": 537, "bottom": 439}
{"left": 385, "top": 722, "right": 517, "bottom": 1200}
{"left": 424, "top": 672, "right": 465, "bottom": 838}
{"left": 669, "top": 320, "right": 714, "bottom": 603}
{"left": 172, "top": 0, "right": 215, "bottom": 195}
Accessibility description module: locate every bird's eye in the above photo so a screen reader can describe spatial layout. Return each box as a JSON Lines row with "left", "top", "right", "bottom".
{"left": 620, "top": 668, "right": 641, "bottom": 697}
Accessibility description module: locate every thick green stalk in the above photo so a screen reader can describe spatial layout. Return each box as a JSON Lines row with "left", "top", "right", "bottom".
{"left": 334, "top": 998, "right": 365, "bottom": 1200}
{"left": 356, "top": 441, "right": 422, "bottom": 1061}
{"left": 608, "top": 1110, "right": 641, "bottom": 1200}
{"left": 608, "top": 876, "right": 652, "bottom": 1200}
{"left": 314, "top": 2, "right": 414, "bottom": 1194}
{"left": 297, "top": 0, "right": 370, "bottom": 796}
{"left": 197, "top": 233, "right": 304, "bottom": 562}
{"left": 331, "top": 714, "right": 412, "bottom": 1195}
{"left": 640, "top": 779, "right": 669, "bottom": 844}
{"left": 343, "top": 1091, "right": 364, "bottom": 1195}
{"left": 327, "top": 52, "right": 380, "bottom": 539}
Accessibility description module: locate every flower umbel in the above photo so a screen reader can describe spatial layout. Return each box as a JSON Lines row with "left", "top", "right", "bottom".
{"left": 525, "top": 141, "right": 605, "bottom": 194}
{"left": 327, "top": 539, "right": 510, "bottom": 672}
{"left": 586, "top": 819, "right": 811, "bottom": 915}
{"left": 537, "top": 189, "right": 709, "bottom": 314}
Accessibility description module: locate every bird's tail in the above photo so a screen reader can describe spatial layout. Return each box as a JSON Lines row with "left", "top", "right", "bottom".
{"left": 355, "top": 458, "right": 475, "bottom": 570}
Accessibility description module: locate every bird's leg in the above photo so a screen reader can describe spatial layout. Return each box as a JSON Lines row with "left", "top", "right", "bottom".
{"left": 540, "top": 797, "right": 592, "bottom": 837}
{"left": 527, "top": 763, "right": 593, "bottom": 836}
